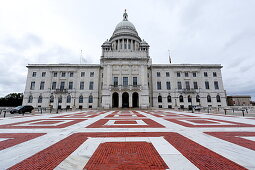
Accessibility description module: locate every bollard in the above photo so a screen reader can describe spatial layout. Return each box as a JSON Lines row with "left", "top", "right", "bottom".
{"left": 224, "top": 109, "right": 226, "bottom": 115}
{"left": 40, "top": 108, "right": 42, "bottom": 114}
{"left": 246, "top": 109, "right": 248, "bottom": 114}
{"left": 4, "top": 111, "right": 6, "bottom": 118}
{"left": 242, "top": 110, "right": 245, "bottom": 117}
{"left": 208, "top": 108, "right": 209, "bottom": 113}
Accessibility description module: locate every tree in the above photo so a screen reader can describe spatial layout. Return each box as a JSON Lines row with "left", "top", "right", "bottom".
{"left": 0, "top": 93, "right": 23, "bottom": 107}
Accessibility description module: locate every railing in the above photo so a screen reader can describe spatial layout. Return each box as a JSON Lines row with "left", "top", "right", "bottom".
{"left": 178, "top": 88, "right": 198, "bottom": 93}
{"left": 54, "top": 89, "right": 68, "bottom": 94}
{"left": 109, "top": 85, "right": 142, "bottom": 91}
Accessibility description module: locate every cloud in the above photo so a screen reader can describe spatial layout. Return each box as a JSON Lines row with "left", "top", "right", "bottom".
{"left": 0, "top": 0, "right": 254, "bottom": 101}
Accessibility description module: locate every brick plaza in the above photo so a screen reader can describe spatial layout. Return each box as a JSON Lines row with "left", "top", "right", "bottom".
{"left": 0, "top": 110, "right": 255, "bottom": 169}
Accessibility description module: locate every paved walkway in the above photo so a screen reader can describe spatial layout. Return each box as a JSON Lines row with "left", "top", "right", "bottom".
{"left": 0, "top": 110, "right": 255, "bottom": 169}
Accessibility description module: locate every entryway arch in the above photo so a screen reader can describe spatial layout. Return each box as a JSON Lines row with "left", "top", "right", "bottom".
{"left": 112, "top": 92, "right": 119, "bottom": 108}
{"left": 132, "top": 92, "right": 139, "bottom": 108}
{"left": 122, "top": 92, "right": 129, "bottom": 108}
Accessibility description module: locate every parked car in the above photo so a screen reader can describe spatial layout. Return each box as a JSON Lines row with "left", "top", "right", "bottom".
{"left": 193, "top": 105, "right": 203, "bottom": 111}
{"left": 10, "top": 105, "right": 34, "bottom": 114}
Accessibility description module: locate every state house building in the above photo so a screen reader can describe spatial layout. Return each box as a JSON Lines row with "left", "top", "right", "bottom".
{"left": 22, "top": 11, "right": 227, "bottom": 109}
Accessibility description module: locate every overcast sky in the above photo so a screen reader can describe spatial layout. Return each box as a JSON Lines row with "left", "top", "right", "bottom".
{"left": 0, "top": 0, "right": 254, "bottom": 99}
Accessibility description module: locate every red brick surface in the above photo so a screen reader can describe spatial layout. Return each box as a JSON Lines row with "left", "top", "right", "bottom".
{"left": 10, "top": 132, "right": 245, "bottom": 170}
{"left": 165, "top": 118, "right": 255, "bottom": 127}
{"left": 0, "top": 133, "right": 45, "bottom": 151}
{"left": 30, "top": 121, "right": 62, "bottom": 125}
{"left": 114, "top": 120, "right": 137, "bottom": 124}
{"left": 86, "top": 119, "right": 165, "bottom": 128}
{"left": 0, "top": 119, "right": 86, "bottom": 129}
{"left": 84, "top": 142, "right": 168, "bottom": 169}
{"left": 206, "top": 132, "right": 255, "bottom": 151}
{"left": 188, "top": 120, "right": 219, "bottom": 124}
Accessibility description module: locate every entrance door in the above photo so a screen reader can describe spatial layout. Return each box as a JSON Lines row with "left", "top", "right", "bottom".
{"left": 122, "top": 92, "right": 129, "bottom": 108}
{"left": 132, "top": 92, "right": 139, "bottom": 108}
{"left": 112, "top": 92, "right": 119, "bottom": 108}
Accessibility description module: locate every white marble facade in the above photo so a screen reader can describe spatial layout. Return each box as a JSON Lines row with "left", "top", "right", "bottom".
{"left": 22, "top": 11, "right": 227, "bottom": 109}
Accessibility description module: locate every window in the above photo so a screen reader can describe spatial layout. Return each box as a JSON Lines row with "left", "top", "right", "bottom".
{"left": 61, "top": 72, "right": 66, "bottom": 77}
{"left": 89, "top": 95, "right": 93, "bottom": 103}
{"left": 40, "top": 81, "right": 45, "bottom": 90}
{"left": 214, "top": 81, "right": 219, "bottom": 90}
{"left": 207, "top": 95, "right": 211, "bottom": 102}
{"left": 216, "top": 95, "right": 221, "bottom": 102}
{"left": 177, "top": 72, "right": 181, "bottom": 77}
{"left": 32, "top": 72, "right": 36, "bottom": 77}
{"left": 179, "top": 95, "right": 184, "bottom": 102}
{"left": 196, "top": 95, "right": 200, "bottom": 103}
{"left": 213, "top": 72, "right": 217, "bottom": 77}
{"left": 123, "top": 77, "right": 128, "bottom": 86}
{"left": 188, "top": 95, "right": 192, "bottom": 102}
{"left": 80, "top": 82, "right": 84, "bottom": 90}
{"left": 70, "top": 72, "right": 74, "bottom": 77}
{"left": 158, "top": 95, "right": 162, "bottom": 103}
{"left": 52, "top": 82, "right": 56, "bottom": 90}
{"left": 79, "top": 95, "right": 83, "bottom": 103}
{"left": 205, "top": 81, "right": 210, "bottom": 89}
{"left": 67, "top": 95, "right": 71, "bottom": 103}
{"left": 50, "top": 95, "right": 54, "bottom": 103}
{"left": 60, "top": 82, "right": 65, "bottom": 90}
{"left": 193, "top": 72, "right": 197, "bottom": 77}
{"left": 167, "top": 95, "right": 171, "bottom": 103}
{"left": 177, "top": 81, "right": 182, "bottom": 90}
{"left": 68, "top": 82, "right": 73, "bottom": 90}
{"left": 185, "top": 72, "right": 189, "bottom": 77}
{"left": 58, "top": 96, "right": 62, "bottom": 103}
{"left": 166, "top": 81, "right": 171, "bottom": 90}
{"left": 133, "top": 77, "right": 137, "bottom": 86}
{"left": 166, "top": 72, "right": 170, "bottom": 77}
{"left": 90, "top": 72, "right": 94, "bottom": 77}
{"left": 204, "top": 72, "right": 208, "bottom": 77}
{"left": 81, "top": 72, "right": 85, "bottom": 77}
{"left": 157, "top": 81, "right": 161, "bottom": 90}
{"left": 113, "top": 77, "right": 118, "bottom": 87}
{"left": 193, "top": 82, "right": 198, "bottom": 89}
{"left": 53, "top": 72, "right": 57, "bottom": 77}
{"left": 185, "top": 81, "right": 190, "bottom": 90}
{"left": 42, "top": 72, "right": 46, "bottom": 77}
{"left": 89, "top": 81, "right": 94, "bottom": 90}
{"left": 28, "top": 95, "right": 33, "bottom": 103}
{"left": 38, "top": 95, "right": 42, "bottom": 103}
{"left": 30, "top": 81, "right": 35, "bottom": 90}
{"left": 157, "top": 72, "right": 160, "bottom": 77}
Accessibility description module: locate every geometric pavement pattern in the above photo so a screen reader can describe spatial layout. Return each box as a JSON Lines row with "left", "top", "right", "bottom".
{"left": 0, "top": 110, "right": 255, "bottom": 169}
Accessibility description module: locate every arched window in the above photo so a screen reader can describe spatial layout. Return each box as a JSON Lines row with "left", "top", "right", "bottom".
{"left": 216, "top": 95, "right": 221, "bottom": 102}
{"left": 79, "top": 95, "right": 83, "bottom": 103}
{"left": 207, "top": 95, "right": 211, "bottom": 103}
{"left": 188, "top": 95, "right": 192, "bottom": 103}
{"left": 67, "top": 95, "right": 71, "bottom": 103}
{"left": 50, "top": 95, "right": 54, "bottom": 103}
{"left": 88, "top": 95, "right": 93, "bottom": 103}
{"left": 179, "top": 95, "right": 184, "bottom": 103}
{"left": 28, "top": 95, "right": 33, "bottom": 103}
{"left": 158, "top": 95, "right": 162, "bottom": 103}
{"left": 167, "top": 95, "right": 171, "bottom": 103}
{"left": 58, "top": 96, "right": 62, "bottom": 103}
{"left": 38, "top": 95, "right": 42, "bottom": 103}
{"left": 196, "top": 95, "right": 200, "bottom": 103}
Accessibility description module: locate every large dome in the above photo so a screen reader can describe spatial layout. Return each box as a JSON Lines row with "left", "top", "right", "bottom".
{"left": 111, "top": 10, "right": 139, "bottom": 39}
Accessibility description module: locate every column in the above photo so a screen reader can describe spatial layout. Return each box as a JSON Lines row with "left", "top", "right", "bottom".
{"left": 129, "top": 92, "right": 132, "bottom": 108}
{"left": 119, "top": 92, "right": 122, "bottom": 108}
